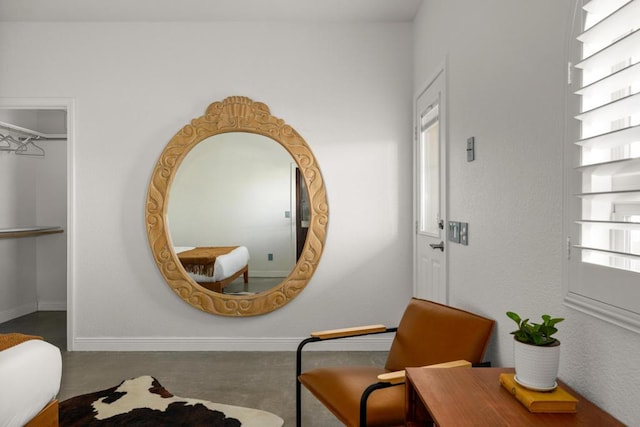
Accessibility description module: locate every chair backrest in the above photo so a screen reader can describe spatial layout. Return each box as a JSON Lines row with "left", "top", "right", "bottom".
{"left": 385, "top": 298, "right": 495, "bottom": 372}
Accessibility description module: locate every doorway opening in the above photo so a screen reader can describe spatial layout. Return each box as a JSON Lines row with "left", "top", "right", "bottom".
{"left": 0, "top": 98, "right": 73, "bottom": 350}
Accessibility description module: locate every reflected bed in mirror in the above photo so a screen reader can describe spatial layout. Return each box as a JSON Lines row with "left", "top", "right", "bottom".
{"left": 145, "top": 96, "right": 328, "bottom": 316}
{"left": 173, "top": 246, "right": 250, "bottom": 294}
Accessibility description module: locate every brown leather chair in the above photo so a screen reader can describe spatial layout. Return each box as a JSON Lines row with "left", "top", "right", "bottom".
{"left": 296, "top": 298, "right": 495, "bottom": 426}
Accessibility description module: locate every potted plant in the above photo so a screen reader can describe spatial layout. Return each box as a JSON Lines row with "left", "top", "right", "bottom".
{"left": 506, "top": 311, "right": 564, "bottom": 391}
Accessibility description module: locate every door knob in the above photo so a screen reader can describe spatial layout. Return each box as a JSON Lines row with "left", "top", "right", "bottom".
{"left": 429, "top": 241, "right": 445, "bottom": 252}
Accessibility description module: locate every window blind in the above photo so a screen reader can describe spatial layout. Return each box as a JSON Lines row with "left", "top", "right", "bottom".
{"left": 574, "top": 0, "right": 640, "bottom": 273}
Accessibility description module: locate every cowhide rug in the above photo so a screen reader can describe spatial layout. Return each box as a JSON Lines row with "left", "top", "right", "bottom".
{"left": 59, "top": 375, "right": 283, "bottom": 427}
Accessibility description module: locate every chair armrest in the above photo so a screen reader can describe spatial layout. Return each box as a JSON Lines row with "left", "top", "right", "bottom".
{"left": 376, "top": 360, "right": 472, "bottom": 385}
{"left": 377, "top": 370, "right": 406, "bottom": 385}
{"left": 424, "top": 359, "right": 472, "bottom": 369}
{"left": 310, "top": 324, "right": 388, "bottom": 339}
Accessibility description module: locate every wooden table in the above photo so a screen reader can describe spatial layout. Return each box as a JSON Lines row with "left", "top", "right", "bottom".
{"left": 405, "top": 367, "right": 623, "bottom": 426}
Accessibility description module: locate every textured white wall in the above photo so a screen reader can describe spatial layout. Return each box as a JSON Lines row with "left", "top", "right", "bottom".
{"left": 414, "top": 0, "right": 640, "bottom": 424}
{"left": 0, "top": 22, "right": 414, "bottom": 348}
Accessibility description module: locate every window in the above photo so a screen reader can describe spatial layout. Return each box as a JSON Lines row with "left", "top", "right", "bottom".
{"left": 418, "top": 103, "right": 440, "bottom": 236}
{"left": 565, "top": 0, "right": 640, "bottom": 332}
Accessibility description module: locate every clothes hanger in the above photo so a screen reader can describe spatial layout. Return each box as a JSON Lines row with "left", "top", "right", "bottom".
{"left": 0, "top": 134, "right": 11, "bottom": 149}
{"left": 0, "top": 133, "right": 24, "bottom": 152}
{"left": 15, "top": 136, "right": 45, "bottom": 157}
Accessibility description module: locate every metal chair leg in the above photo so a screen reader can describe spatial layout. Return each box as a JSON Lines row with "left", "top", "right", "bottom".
{"left": 296, "top": 337, "right": 320, "bottom": 427}
{"left": 359, "top": 382, "right": 396, "bottom": 426}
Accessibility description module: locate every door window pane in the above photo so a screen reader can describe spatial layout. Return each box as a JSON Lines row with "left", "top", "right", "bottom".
{"left": 419, "top": 106, "right": 440, "bottom": 235}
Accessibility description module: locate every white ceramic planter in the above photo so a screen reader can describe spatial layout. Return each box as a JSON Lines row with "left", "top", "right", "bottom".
{"left": 513, "top": 339, "right": 560, "bottom": 391}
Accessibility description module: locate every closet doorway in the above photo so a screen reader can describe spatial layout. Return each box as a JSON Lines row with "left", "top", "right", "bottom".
{"left": 0, "top": 98, "right": 73, "bottom": 350}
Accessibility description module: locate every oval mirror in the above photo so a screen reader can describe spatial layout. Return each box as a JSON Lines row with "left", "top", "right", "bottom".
{"left": 146, "top": 96, "right": 328, "bottom": 316}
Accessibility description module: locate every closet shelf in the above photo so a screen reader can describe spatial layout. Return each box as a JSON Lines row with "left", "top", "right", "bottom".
{"left": 0, "top": 226, "right": 64, "bottom": 239}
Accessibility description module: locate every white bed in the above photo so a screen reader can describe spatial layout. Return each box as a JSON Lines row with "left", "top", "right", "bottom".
{"left": 0, "top": 339, "right": 62, "bottom": 427}
{"left": 175, "top": 245, "right": 250, "bottom": 293}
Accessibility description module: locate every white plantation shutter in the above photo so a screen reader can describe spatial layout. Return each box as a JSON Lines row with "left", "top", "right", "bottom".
{"left": 566, "top": 0, "right": 640, "bottom": 331}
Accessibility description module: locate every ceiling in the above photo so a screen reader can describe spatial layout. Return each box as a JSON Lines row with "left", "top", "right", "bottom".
{"left": 0, "top": 0, "right": 423, "bottom": 22}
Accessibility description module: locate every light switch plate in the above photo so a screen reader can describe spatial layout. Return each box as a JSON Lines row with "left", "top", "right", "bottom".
{"left": 467, "top": 137, "right": 475, "bottom": 162}
{"left": 448, "top": 221, "right": 460, "bottom": 243}
{"left": 460, "top": 222, "right": 468, "bottom": 245}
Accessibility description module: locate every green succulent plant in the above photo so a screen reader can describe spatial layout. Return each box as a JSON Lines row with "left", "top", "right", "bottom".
{"left": 506, "top": 311, "right": 564, "bottom": 346}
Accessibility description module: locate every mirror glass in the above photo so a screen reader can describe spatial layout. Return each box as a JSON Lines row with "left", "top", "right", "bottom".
{"left": 146, "top": 96, "right": 328, "bottom": 316}
{"left": 167, "top": 132, "right": 304, "bottom": 294}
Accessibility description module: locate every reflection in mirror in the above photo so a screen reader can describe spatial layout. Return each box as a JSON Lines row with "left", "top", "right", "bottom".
{"left": 145, "top": 96, "right": 328, "bottom": 317}
{"left": 167, "top": 133, "right": 306, "bottom": 294}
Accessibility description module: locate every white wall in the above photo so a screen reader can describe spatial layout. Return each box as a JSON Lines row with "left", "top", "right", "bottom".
{"left": 0, "top": 154, "right": 38, "bottom": 320}
{"left": 414, "top": 0, "right": 639, "bottom": 423}
{"left": 36, "top": 139, "right": 67, "bottom": 310}
{"left": 0, "top": 22, "right": 414, "bottom": 349}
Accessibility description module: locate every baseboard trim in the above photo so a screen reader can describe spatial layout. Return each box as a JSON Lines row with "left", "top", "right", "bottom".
{"left": 70, "top": 335, "right": 394, "bottom": 352}
{"left": 0, "top": 303, "right": 38, "bottom": 324}
{"left": 37, "top": 301, "right": 67, "bottom": 311}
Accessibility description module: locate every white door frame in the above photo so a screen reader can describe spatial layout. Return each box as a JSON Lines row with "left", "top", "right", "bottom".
{"left": 0, "top": 97, "right": 75, "bottom": 350}
{"left": 413, "top": 62, "right": 448, "bottom": 302}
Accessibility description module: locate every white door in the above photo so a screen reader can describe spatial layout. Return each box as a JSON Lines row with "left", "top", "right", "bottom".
{"left": 414, "top": 68, "right": 447, "bottom": 304}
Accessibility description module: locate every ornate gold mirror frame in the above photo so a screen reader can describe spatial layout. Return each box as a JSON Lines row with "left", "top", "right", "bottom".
{"left": 146, "top": 96, "right": 328, "bottom": 316}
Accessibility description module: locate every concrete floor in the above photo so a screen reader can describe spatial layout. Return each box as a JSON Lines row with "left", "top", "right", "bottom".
{"left": 223, "top": 276, "right": 283, "bottom": 294}
{"left": 0, "top": 311, "right": 388, "bottom": 426}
